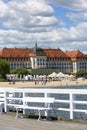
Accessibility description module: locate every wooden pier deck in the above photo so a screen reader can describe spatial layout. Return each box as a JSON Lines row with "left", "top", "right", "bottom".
{"left": 0, "top": 112, "right": 87, "bottom": 130}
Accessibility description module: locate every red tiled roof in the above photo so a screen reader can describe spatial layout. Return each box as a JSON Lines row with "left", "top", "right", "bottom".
{"left": 66, "top": 50, "right": 85, "bottom": 57}
{"left": 1, "top": 48, "right": 31, "bottom": 57}
{"left": 0, "top": 50, "right": 2, "bottom": 56}
{"left": 0, "top": 48, "right": 86, "bottom": 60}
{"left": 44, "top": 49, "right": 68, "bottom": 58}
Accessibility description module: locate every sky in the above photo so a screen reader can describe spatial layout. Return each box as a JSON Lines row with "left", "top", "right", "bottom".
{"left": 0, "top": 0, "right": 87, "bottom": 53}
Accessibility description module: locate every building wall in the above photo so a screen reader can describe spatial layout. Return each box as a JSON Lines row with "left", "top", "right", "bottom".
{"left": 72, "top": 61, "right": 87, "bottom": 73}
{"left": 46, "top": 61, "right": 71, "bottom": 74}
{"left": 10, "top": 61, "right": 31, "bottom": 69}
{"left": 3, "top": 57, "right": 87, "bottom": 74}
{"left": 0, "top": 48, "right": 87, "bottom": 74}
{"left": 30, "top": 56, "right": 47, "bottom": 69}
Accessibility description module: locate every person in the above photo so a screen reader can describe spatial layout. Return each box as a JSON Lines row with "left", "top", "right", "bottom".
{"left": 35, "top": 81, "right": 37, "bottom": 85}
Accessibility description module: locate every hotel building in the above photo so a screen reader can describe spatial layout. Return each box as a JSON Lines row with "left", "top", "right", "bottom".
{"left": 0, "top": 44, "right": 87, "bottom": 74}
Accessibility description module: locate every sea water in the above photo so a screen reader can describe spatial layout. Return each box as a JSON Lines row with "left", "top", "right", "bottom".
{"left": 49, "top": 85, "right": 87, "bottom": 120}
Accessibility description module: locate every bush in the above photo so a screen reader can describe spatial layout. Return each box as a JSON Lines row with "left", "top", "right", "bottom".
{"left": 0, "top": 78, "right": 7, "bottom": 82}
{"left": 10, "top": 68, "right": 29, "bottom": 76}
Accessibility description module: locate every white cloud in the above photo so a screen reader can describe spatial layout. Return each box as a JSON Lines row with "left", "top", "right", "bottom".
{"left": 46, "top": 0, "right": 87, "bottom": 11}
{"left": 8, "top": 0, "right": 54, "bottom": 17}
{"left": 0, "top": 22, "right": 87, "bottom": 52}
{"left": 0, "top": 0, "right": 59, "bottom": 32}
{"left": 0, "top": 0, "right": 87, "bottom": 53}
{"left": 67, "top": 12, "right": 87, "bottom": 23}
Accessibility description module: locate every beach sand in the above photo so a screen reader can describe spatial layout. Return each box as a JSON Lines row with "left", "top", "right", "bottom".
{"left": 0, "top": 79, "right": 87, "bottom": 88}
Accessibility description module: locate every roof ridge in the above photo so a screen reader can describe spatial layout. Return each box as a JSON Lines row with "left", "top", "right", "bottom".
{"left": 66, "top": 50, "right": 85, "bottom": 57}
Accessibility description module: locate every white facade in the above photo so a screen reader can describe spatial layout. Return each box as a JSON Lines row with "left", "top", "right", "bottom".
{"left": 30, "top": 56, "right": 47, "bottom": 69}
{"left": 9, "top": 57, "right": 87, "bottom": 74}
{"left": 72, "top": 61, "right": 87, "bottom": 73}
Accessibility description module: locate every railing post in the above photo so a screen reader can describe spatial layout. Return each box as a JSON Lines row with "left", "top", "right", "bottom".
{"left": 4, "top": 90, "right": 8, "bottom": 113}
{"left": 44, "top": 92, "right": 50, "bottom": 97}
{"left": 23, "top": 92, "right": 25, "bottom": 105}
{"left": 23, "top": 91, "right": 26, "bottom": 114}
{"left": 44, "top": 92, "right": 48, "bottom": 107}
{"left": 69, "top": 93, "right": 75, "bottom": 119}
{"left": 44, "top": 92, "right": 50, "bottom": 117}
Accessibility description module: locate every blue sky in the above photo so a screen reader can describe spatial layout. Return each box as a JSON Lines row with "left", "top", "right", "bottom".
{"left": 53, "top": 6, "right": 77, "bottom": 28}
{"left": 0, "top": 0, "right": 87, "bottom": 53}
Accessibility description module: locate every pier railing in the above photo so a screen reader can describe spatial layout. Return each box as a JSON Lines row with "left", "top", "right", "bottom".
{"left": 0, "top": 88, "right": 87, "bottom": 119}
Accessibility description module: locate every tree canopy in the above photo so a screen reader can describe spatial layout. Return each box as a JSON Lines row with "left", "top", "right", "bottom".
{"left": 11, "top": 68, "right": 29, "bottom": 76}
{"left": 0, "top": 59, "right": 10, "bottom": 79}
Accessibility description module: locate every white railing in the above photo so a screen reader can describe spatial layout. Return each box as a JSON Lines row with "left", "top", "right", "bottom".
{"left": 0, "top": 88, "right": 87, "bottom": 119}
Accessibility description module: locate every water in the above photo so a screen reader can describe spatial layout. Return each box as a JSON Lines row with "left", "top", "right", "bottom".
{"left": 49, "top": 85, "right": 87, "bottom": 119}
{"left": 46, "top": 84, "right": 87, "bottom": 89}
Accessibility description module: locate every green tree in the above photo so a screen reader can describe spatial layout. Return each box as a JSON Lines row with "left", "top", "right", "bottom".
{"left": 76, "top": 70, "right": 87, "bottom": 77}
{"left": 11, "top": 68, "right": 29, "bottom": 76}
{"left": 0, "top": 59, "right": 10, "bottom": 79}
